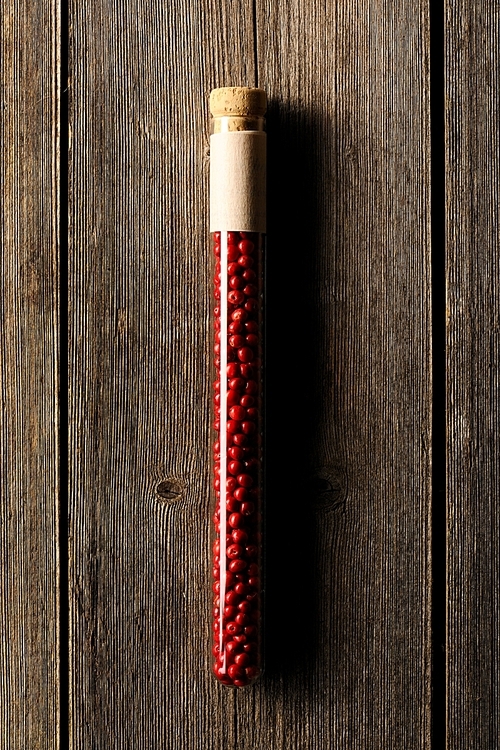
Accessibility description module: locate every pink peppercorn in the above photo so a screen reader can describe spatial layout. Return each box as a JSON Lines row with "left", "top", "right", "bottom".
{"left": 229, "top": 559, "right": 247, "bottom": 573}
{"left": 226, "top": 497, "right": 239, "bottom": 512}
{"left": 231, "top": 529, "right": 248, "bottom": 544}
{"left": 240, "top": 364, "right": 255, "bottom": 378}
{"left": 226, "top": 544, "right": 243, "bottom": 558}
{"left": 227, "top": 664, "right": 244, "bottom": 680}
{"left": 237, "top": 474, "right": 253, "bottom": 488}
{"left": 238, "top": 255, "right": 254, "bottom": 268}
{"left": 227, "top": 420, "right": 240, "bottom": 434}
{"left": 231, "top": 308, "right": 248, "bottom": 322}
{"left": 237, "top": 347, "right": 254, "bottom": 363}
{"left": 227, "top": 262, "right": 241, "bottom": 276}
{"left": 228, "top": 321, "right": 243, "bottom": 335}
{"left": 227, "top": 363, "right": 240, "bottom": 377}
{"left": 227, "top": 390, "right": 240, "bottom": 406}
{"left": 226, "top": 641, "right": 240, "bottom": 656}
{"left": 235, "top": 613, "right": 250, "bottom": 627}
{"left": 212, "top": 230, "right": 263, "bottom": 688}
{"left": 229, "top": 334, "right": 246, "bottom": 348}
{"left": 234, "top": 652, "right": 250, "bottom": 667}
{"left": 232, "top": 433, "right": 248, "bottom": 446}
{"left": 228, "top": 460, "right": 244, "bottom": 476}
{"left": 229, "top": 377, "right": 245, "bottom": 390}
{"left": 228, "top": 513, "right": 243, "bottom": 529}
{"left": 228, "top": 446, "right": 245, "bottom": 460}
{"left": 238, "top": 240, "right": 254, "bottom": 254}
{"left": 228, "top": 290, "right": 245, "bottom": 306}
{"left": 245, "top": 379, "right": 258, "bottom": 394}
{"left": 229, "top": 406, "right": 246, "bottom": 421}
{"left": 229, "top": 276, "right": 245, "bottom": 290}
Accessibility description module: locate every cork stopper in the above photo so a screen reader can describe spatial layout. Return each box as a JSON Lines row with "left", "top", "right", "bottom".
{"left": 210, "top": 87, "right": 267, "bottom": 232}
{"left": 210, "top": 87, "right": 267, "bottom": 118}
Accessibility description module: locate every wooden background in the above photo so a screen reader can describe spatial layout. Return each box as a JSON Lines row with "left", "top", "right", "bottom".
{"left": 1, "top": 0, "right": 498, "bottom": 747}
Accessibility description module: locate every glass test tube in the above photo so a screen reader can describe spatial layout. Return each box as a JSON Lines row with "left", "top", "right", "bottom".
{"left": 210, "top": 87, "right": 266, "bottom": 687}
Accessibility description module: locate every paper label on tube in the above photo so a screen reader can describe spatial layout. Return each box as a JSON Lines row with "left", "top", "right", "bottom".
{"left": 210, "top": 131, "right": 266, "bottom": 233}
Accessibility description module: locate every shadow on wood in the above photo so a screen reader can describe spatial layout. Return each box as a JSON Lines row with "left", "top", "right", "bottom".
{"left": 264, "top": 98, "right": 348, "bottom": 681}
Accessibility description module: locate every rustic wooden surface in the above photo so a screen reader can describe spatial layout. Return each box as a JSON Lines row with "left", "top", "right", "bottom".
{"left": 5, "top": 0, "right": 499, "bottom": 747}
{"left": 67, "top": 2, "right": 255, "bottom": 747}
{"left": 0, "top": 1, "right": 60, "bottom": 748}
{"left": 67, "top": 0, "right": 432, "bottom": 747}
{"left": 446, "top": 1, "right": 500, "bottom": 747}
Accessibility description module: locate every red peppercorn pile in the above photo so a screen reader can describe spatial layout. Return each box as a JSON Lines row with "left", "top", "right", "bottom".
{"left": 212, "top": 230, "right": 263, "bottom": 688}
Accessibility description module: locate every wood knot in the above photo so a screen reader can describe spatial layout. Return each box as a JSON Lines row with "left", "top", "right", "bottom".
{"left": 155, "top": 477, "right": 185, "bottom": 504}
{"left": 306, "top": 464, "right": 347, "bottom": 513}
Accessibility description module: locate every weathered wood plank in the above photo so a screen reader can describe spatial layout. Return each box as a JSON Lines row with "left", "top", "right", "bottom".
{"left": 240, "top": 1, "right": 432, "bottom": 747}
{"left": 68, "top": 0, "right": 256, "bottom": 746}
{"left": 69, "top": 0, "right": 432, "bottom": 746}
{"left": 446, "top": 2, "right": 500, "bottom": 747}
{"left": 0, "top": 1, "right": 60, "bottom": 747}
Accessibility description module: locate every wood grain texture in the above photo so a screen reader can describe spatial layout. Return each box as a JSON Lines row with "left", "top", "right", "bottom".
{"left": 68, "top": 0, "right": 432, "bottom": 747}
{"left": 68, "top": 1, "right": 255, "bottom": 747}
{"left": 445, "top": 2, "right": 500, "bottom": 747}
{"left": 0, "top": 1, "right": 60, "bottom": 747}
{"left": 249, "top": 1, "right": 432, "bottom": 748}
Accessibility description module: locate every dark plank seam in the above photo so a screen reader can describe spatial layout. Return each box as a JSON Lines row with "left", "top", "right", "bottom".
{"left": 252, "top": 0, "right": 258, "bottom": 88}
{"left": 59, "top": 0, "right": 70, "bottom": 745}
{"left": 430, "top": 0, "right": 447, "bottom": 746}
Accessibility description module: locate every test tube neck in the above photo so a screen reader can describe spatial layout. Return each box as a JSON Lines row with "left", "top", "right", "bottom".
{"left": 210, "top": 86, "right": 267, "bottom": 134}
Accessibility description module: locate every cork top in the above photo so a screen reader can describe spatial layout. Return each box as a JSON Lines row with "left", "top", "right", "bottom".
{"left": 210, "top": 87, "right": 267, "bottom": 118}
